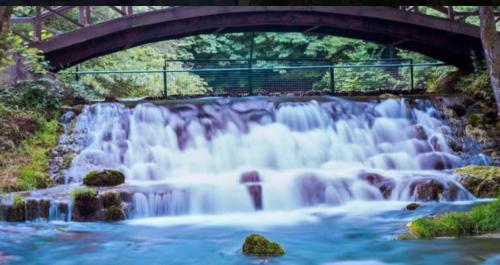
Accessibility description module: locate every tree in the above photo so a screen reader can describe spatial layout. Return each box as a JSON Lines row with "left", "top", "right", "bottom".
{"left": 479, "top": 6, "right": 500, "bottom": 116}
{"left": 0, "top": 6, "right": 13, "bottom": 66}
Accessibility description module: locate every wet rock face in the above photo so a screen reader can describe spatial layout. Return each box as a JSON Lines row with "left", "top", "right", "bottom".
{"left": 406, "top": 203, "right": 420, "bottom": 210}
{"left": 72, "top": 188, "right": 100, "bottom": 221}
{"left": 408, "top": 179, "right": 459, "bottom": 201}
{"left": 455, "top": 165, "right": 500, "bottom": 198}
{"left": 358, "top": 172, "right": 394, "bottom": 199}
{"left": 83, "top": 170, "right": 125, "bottom": 187}
{"left": 240, "top": 171, "right": 262, "bottom": 210}
{"left": 298, "top": 175, "right": 326, "bottom": 206}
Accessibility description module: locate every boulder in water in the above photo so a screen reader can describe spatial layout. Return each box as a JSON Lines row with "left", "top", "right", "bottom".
{"left": 406, "top": 203, "right": 421, "bottom": 210}
{"left": 409, "top": 179, "right": 445, "bottom": 201}
{"left": 242, "top": 234, "right": 285, "bottom": 256}
{"left": 72, "top": 187, "right": 99, "bottom": 221}
{"left": 240, "top": 171, "right": 262, "bottom": 210}
{"left": 104, "top": 205, "right": 125, "bottom": 221}
{"left": 358, "top": 172, "right": 395, "bottom": 199}
{"left": 455, "top": 165, "right": 500, "bottom": 198}
{"left": 5, "top": 195, "right": 26, "bottom": 222}
{"left": 83, "top": 170, "right": 125, "bottom": 186}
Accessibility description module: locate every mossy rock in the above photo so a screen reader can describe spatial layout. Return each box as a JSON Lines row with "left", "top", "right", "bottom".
{"left": 104, "top": 205, "right": 125, "bottom": 222}
{"left": 101, "top": 192, "right": 122, "bottom": 208}
{"left": 455, "top": 166, "right": 500, "bottom": 198}
{"left": 6, "top": 195, "right": 26, "bottom": 222}
{"left": 83, "top": 170, "right": 125, "bottom": 187}
{"left": 72, "top": 187, "right": 99, "bottom": 219}
{"left": 61, "top": 153, "right": 75, "bottom": 170}
{"left": 468, "top": 113, "right": 483, "bottom": 128}
{"left": 242, "top": 234, "right": 285, "bottom": 256}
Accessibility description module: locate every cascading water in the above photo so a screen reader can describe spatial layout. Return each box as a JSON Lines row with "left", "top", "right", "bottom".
{"left": 63, "top": 97, "right": 478, "bottom": 219}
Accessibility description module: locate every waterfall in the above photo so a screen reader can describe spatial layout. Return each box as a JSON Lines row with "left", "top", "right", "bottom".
{"left": 64, "top": 97, "right": 478, "bottom": 218}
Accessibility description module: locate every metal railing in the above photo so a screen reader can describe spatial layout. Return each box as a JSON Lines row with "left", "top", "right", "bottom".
{"left": 63, "top": 58, "right": 449, "bottom": 98}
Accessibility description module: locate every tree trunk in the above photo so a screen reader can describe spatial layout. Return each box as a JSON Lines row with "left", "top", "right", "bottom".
{"left": 0, "top": 6, "right": 13, "bottom": 66}
{"left": 479, "top": 6, "right": 500, "bottom": 116}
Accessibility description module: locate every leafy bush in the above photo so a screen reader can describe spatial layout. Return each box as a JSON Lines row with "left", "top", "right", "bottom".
{"left": 0, "top": 78, "right": 64, "bottom": 119}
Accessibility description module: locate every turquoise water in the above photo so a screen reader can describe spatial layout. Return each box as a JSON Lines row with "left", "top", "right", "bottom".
{"left": 1, "top": 201, "right": 498, "bottom": 265}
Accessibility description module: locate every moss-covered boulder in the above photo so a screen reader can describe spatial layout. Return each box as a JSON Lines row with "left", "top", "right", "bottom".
{"left": 104, "top": 205, "right": 125, "bottom": 221}
{"left": 401, "top": 197, "right": 500, "bottom": 239}
{"left": 242, "top": 234, "right": 285, "bottom": 256}
{"left": 6, "top": 195, "right": 26, "bottom": 222}
{"left": 83, "top": 170, "right": 125, "bottom": 187}
{"left": 101, "top": 192, "right": 122, "bottom": 208}
{"left": 72, "top": 187, "right": 99, "bottom": 221}
{"left": 455, "top": 166, "right": 500, "bottom": 198}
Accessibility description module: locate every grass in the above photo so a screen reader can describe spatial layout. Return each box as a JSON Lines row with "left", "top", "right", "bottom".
{"left": 407, "top": 197, "right": 500, "bottom": 239}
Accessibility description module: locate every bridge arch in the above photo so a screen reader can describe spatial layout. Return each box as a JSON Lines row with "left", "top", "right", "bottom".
{"left": 35, "top": 6, "right": 486, "bottom": 71}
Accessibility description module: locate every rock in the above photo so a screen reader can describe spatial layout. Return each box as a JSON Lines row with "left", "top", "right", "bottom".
{"left": 104, "top": 205, "right": 125, "bottom": 221}
{"left": 5, "top": 195, "right": 26, "bottom": 222}
{"left": 409, "top": 179, "right": 445, "bottom": 201}
{"left": 298, "top": 175, "right": 326, "bottom": 205}
{"left": 406, "top": 124, "right": 428, "bottom": 140}
{"left": 242, "top": 234, "right": 285, "bottom": 256}
{"left": 455, "top": 165, "right": 500, "bottom": 198}
{"left": 417, "top": 153, "right": 454, "bottom": 170}
{"left": 100, "top": 192, "right": 121, "bottom": 208}
{"left": 358, "top": 172, "right": 395, "bottom": 199}
{"left": 240, "top": 171, "right": 262, "bottom": 210}
{"left": 71, "top": 188, "right": 99, "bottom": 221}
{"left": 83, "top": 170, "right": 125, "bottom": 186}
{"left": 406, "top": 203, "right": 421, "bottom": 210}
{"left": 468, "top": 113, "right": 483, "bottom": 128}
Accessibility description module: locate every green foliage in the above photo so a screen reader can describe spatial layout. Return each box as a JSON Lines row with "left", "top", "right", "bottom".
{"left": 12, "top": 194, "right": 25, "bottom": 209}
{"left": 408, "top": 198, "right": 500, "bottom": 239}
{"left": 0, "top": 78, "right": 64, "bottom": 119}
{"left": 456, "top": 67, "right": 493, "bottom": 103}
{"left": 17, "top": 120, "right": 60, "bottom": 190}
{"left": 242, "top": 234, "right": 285, "bottom": 256}
{"left": 1, "top": 32, "right": 47, "bottom": 74}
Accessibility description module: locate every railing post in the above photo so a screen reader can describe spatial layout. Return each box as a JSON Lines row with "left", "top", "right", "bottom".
{"left": 409, "top": 58, "right": 414, "bottom": 91}
{"left": 329, "top": 65, "right": 335, "bottom": 94}
{"left": 163, "top": 62, "right": 168, "bottom": 99}
{"left": 75, "top": 65, "right": 80, "bottom": 82}
{"left": 33, "top": 7, "right": 41, "bottom": 41}
{"left": 248, "top": 59, "right": 253, "bottom": 96}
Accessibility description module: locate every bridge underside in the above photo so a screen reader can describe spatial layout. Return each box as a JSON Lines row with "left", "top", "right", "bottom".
{"left": 35, "top": 7, "right": 486, "bottom": 71}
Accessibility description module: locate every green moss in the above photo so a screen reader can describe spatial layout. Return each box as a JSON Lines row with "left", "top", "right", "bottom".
{"left": 72, "top": 187, "right": 97, "bottom": 201}
{"left": 83, "top": 170, "right": 125, "bottom": 186}
{"left": 61, "top": 153, "right": 75, "bottom": 170}
{"left": 408, "top": 198, "right": 500, "bottom": 239}
{"left": 242, "top": 234, "right": 285, "bottom": 256}
{"left": 104, "top": 205, "right": 125, "bottom": 221}
{"left": 468, "top": 113, "right": 483, "bottom": 128}
{"left": 455, "top": 166, "right": 500, "bottom": 198}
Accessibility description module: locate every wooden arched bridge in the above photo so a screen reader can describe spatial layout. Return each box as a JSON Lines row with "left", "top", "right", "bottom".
{"left": 10, "top": 6, "right": 500, "bottom": 71}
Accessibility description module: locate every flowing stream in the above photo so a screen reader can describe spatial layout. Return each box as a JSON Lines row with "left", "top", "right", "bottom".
{"left": 1, "top": 96, "right": 498, "bottom": 265}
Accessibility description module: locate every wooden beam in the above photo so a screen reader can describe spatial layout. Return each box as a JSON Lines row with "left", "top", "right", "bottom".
{"left": 447, "top": 6, "right": 454, "bottom": 20}
{"left": 10, "top": 17, "right": 33, "bottom": 24}
{"left": 43, "top": 6, "right": 84, "bottom": 27}
{"left": 388, "top": 38, "right": 409, "bottom": 46}
{"left": 213, "top": 27, "right": 225, "bottom": 34}
{"left": 34, "top": 6, "right": 41, "bottom": 41}
{"left": 303, "top": 25, "right": 320, "bottom": 33}
{"left": 109, "top": 6, "right": 127, "bottom": 16}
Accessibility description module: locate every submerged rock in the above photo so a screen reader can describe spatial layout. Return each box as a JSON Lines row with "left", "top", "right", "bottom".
{"left": 83, "top": 170, "right": 125, "bottom": 186}
{"left": 409, "top": 179, "right": 445, "bottom": 201}
{"left": 455, "top": 165, "right": 500, "bottom": 198}
{"left": 242, "top": 234, "right": 285, "bottom": 256}
{"left": 406, "top": 203, "right": 421, "bottom": 210}
{"left": 358, "top": 172, "right": 394, "bottom": 199}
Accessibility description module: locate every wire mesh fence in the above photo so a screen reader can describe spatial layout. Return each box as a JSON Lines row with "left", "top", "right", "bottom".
{"left": 64, "top": 58, "right": 449, "bottom": 97}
